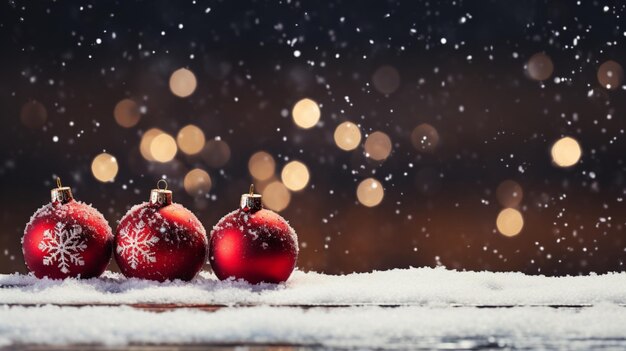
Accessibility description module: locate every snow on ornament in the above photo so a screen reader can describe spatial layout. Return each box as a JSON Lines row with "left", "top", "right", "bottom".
{"left": 209, "top": 185, "right": 298, "bottom": 284}
{"left": 22, "top": 178, "right": 113, "bottom": 279}
{"left": 114, "top": 180, "right": 207, "bottom": 281}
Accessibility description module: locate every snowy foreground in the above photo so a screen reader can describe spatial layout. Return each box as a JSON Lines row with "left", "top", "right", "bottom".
{"left": 2, "top": 268, "right": 626, "bottom": 349}
{"left": 3, "top": 267, "right": 626, "bottom": 305}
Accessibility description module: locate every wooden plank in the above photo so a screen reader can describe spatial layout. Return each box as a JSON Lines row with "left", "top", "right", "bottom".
{"left": 5, "top": 343, "right": 311, "bottom": 351}
{"left": 2, "top": 302, "right": 625, "bottom": 311}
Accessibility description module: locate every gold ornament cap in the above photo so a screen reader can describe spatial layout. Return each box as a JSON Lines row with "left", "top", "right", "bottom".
{"left": 240, "top": 184, "right": 262, "bottom": 212}
{"left": 150, "top": 179, "right": 173, "bottom": 206}
{"left": 51, "top": 178, "right": 73, "bottom": 204}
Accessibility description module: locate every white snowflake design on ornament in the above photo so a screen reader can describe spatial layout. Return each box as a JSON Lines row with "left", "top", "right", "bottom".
{"left": 38, "top": 222, "right": 88, "bottom": 274}
{"left": 116, "top": 220, "right": 159, "bottom": 269}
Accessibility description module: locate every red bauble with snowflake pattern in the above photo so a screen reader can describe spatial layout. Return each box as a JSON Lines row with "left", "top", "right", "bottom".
{"left": 209, "top": 186, "right": 298, "bottom": 284}
{"left": 114, "top": 181, "right": 208, "bottom": 282}
{"left": 22, "top": 179, "right": 113, "bottom": 279}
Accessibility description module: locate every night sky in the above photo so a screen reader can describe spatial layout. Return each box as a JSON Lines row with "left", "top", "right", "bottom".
{"left": 1, "top": 0, "right": 626, "bottom": 275}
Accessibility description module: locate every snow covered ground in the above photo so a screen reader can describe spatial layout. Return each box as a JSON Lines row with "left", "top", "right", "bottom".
{"left": 2, "top": 267, "right": 626, "bottom": 306}
{"left": 2, "top": 268, "right": 626, "bottom": 349}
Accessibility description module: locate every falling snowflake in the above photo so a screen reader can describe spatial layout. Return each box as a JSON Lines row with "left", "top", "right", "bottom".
{"left": 116, "top": 220, "right": 159, "bottom": 269}
{"left": 38, "top": 222, "right": 88, "bottom": 274}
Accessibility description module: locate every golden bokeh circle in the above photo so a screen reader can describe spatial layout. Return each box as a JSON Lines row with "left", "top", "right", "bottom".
{"left": 357, "top": 178, "right": 384, "bottom": 207}
{"left": 281, "top": 160, "right": 310, "bottom": 191}
{"left": 292, "top": 98, "right": 321, "bottom": 129}
{"left": 496, "top": 208, "right": 524, "bottom": 237}
{"left": 177, "top": 124, "right": 205, "bottom": 155}
{"left": 91, "top": 153, "right": 119, "bottom": 183}
{"left": 150, "top": 133, "right": 178, "bottom": 163}
{"left": 334, "top": 121, "right": 362, "bottom": 151}
{"left": 364, "top": 131, "right": 392, "bottom": 161}
{"left": 20, "top": 100, "right": 47, "bottom": 128}
{"left": 113, "top": 99, "right": 141, "bottom": 128}
{"left": 551, "top": 136, "right": 581, "bottom": 168}
{"left": 410, "top": 123, "right": 440, "bottom": 153}
{"left": 169, "top": 68, "right": 197, "bottom": 98}
{"left": 496, "top": 180, "right": 523, "bottom": 208}
{"left": 262, "top": 181, "right": 291, "bottom": 212}
{"left": 248, "top": 151, "right": 276, "bottom": 181}
{"left": 526, "top": 53, "right": 554, "bottom": 81}
{"left": 139, "top": 128, "right": 163, "bottom": 161}
{"left": 183, "top": 168, "right": 212, "bottom": 196}
{"left": 597, "top": 60, "right": 624, "bottom": 90}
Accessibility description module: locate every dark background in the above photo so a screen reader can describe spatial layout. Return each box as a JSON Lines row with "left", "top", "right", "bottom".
{"left": 1, "top": 0, "right": 625, "bottom": 276}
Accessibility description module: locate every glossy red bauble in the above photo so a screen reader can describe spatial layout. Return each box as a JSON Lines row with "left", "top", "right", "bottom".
{"left": 22, "top": 185, "right": 113, "bottom": 279}
{"left": 209, "top": 192, "right": 298, "bottom": 284}
{"left": 114, "top": 187, "right": 207, "bottom": 281}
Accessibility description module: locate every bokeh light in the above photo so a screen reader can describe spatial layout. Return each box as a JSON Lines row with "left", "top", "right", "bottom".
{"left": 177, "top": 124, "right": 205, "bottom": 155}
{"left": 357, "top": 178, "right": 384, "bottom": 207}
{"left": 183, "top": 168, "right": 212, "bottom": 196}
{"left": 139, "top": 128, "right": 163, "bottom": 161}
{"left": 372, "top": 65, "right": 400, "bottom": 94}
{"left": 150, "top": 133, "right": 178, "bottom": 163}
{"left": 496, "top": 208, "right": 524, "bottom": 237}
{"left": 292, "top": 98, "right": 320, "bottom": 129}
{"left": 20, "top": 100, "right": 47, "bottom": 128}
{"left": 334, "top": 121, "right": 362, "bottom": 151}
{"left": 281, "top": 160, "right": 310, "bottom": 191}
{"left": 496, "top": 180, "right": 523, "bottom": 208}
{"left": 169, "top": 68, "right": 197, "bottom": 98}
{"left": 202, "top": 139, "right": 231, "bottom": 168}
{"left": 551, "top": 136, "right": 581, "bottom": 168}
{"left": 91, "top": 153, "right": 119, "bottom": 183}
{"left": 597, "top": 60, "right": 624, "bottom": 90}
{"left": 526, "top": 53, "right": 554, "bottom": 81}
{"left": 113, "top": 99, "right": 141, "bottom": 128}
{"left": 248, "top": 151, "right": 276, "bottom": 180}
{"left": 410, "top": 123, "right": 440, "bottom": 153}
{"left": 364, "top": 131, "right": 392, "bottom": 161}
{"left": 5, "top": 1, "right": 624, "bottom": 280}
{"left": 262, "top": 181, "right": 291, "bottom": 212}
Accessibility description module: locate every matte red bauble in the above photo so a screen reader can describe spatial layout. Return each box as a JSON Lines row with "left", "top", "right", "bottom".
{"left": 209, "top": 186, "right": 298, "bottom": 284}
{"left": 22, "top": 179, "right": 113, "bottom": 279}
{"left": 114, "top": 181, "right": 207, "bottom": 281}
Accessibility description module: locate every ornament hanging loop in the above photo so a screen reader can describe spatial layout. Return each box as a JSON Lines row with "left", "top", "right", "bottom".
{"left": 157, "top": 179, "right": 168, "bottom": 190}
{"left": 56, "top": 177, "right": 62, "bottom": 188}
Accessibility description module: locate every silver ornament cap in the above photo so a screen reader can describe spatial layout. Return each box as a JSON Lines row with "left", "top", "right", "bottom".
{"left": 150, "top": 179, "right": 173, "bottom": 206}
{"left": 240, "top": 184, "right": 263, "bottom": 212}
{"left": 51, "top": 178, "right": 73, "bottom": 204}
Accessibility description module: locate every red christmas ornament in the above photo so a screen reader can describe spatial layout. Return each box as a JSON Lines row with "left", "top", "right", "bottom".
{"left": 114, "top": 180, "right": 207, "bottom": 282}
{"left": 22, "top": 179, "right": 113, "bottom": 279}
{"left": 209, "top": 185, "right": 298, "bottom": 284}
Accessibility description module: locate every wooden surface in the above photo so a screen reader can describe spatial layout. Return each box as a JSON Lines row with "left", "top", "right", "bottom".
{"left": 2, "top": 302, "right": 617, "bottom": 310}
{"left": 6, "top": 345, "right": 305, "bottom": 351}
